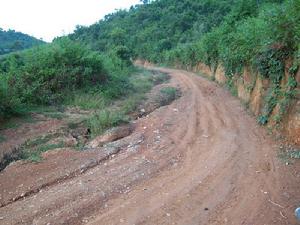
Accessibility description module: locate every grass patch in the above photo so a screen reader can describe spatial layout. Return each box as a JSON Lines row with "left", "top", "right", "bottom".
{"left": 0, "top": 135, "right": 6, "bottom": 143}
{"left": 121, "top": 95, "right": 145, "bottom": 114}
{"left": 289, "top": 150, "right": 300, "bottom": 159}
{"left": 158, "top": 87, "right": 180, "bottom": 106}
{"left": 0, "top": 115, "right": 37, "bottom": 130}
{"left": 25, "top": 135, "right": 55, "bottom": 147}
{"left": 82, "top": 69, "right": 169, "bottom": 136}
{"left": 21, "top": 142, "right": 65, "bottom": 162}
{"left": 0, "top": 134, "right": 64, "bottom": 169}
{"left": 67, "top": 122, "right": 80, "bottom": 129}
{"left": 18, "top": 134, "right": 64, "bottom": 162}
{"left": 86, "top": 110, "right": 129, "bottom": 136}
{"left": 65, "top": 91, "right": 106, "bottom": 110}
{"left": 278, "top": 147, "right": 300, "bottom": 165}
{"left": 0, "top": 106, "right": 63, "bottom": 131}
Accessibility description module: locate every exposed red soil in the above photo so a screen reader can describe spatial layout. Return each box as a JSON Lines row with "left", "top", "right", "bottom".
{"left": 0, "top": 67, "right": 299, "bottom": 225}
{"left": 0, "top": 115, "right": 64, "bottom": 161}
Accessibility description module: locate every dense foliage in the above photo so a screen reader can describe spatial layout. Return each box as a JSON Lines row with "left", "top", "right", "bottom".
{"left": 0, "top": 28, "right": 44, "bottom": 55}
{"left": 0, "top": 38, "right": 132, "bottom": 118}
{"left": 70, "top": 0, "right": 299, "bottom": 70}
{"left": 70, "top": 0, "right": 235, "bottom": 62}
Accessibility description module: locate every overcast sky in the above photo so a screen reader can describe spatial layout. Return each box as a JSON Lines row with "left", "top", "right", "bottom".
{"left": 0, "top": 0, "right": 141, "bottom": 42}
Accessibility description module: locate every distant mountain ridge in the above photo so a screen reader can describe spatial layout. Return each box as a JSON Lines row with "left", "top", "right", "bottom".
{"left": 0, "top": 28, "right": 44, "bottom": 55}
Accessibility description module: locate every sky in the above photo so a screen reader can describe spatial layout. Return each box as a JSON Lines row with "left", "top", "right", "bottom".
{"left": 0, "top": 0, "right": 141, "bottom": 42}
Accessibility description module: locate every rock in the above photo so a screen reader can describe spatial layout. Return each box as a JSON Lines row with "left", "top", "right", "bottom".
{"left": 64, "top": 136, "right": 78, "bottom": 147}
{"left": 295, "top": 207, "right": 300, "bottom": 221}
{"left": 71, "top": 127, "right": 90, "bottom": 139}
{"left": 86, "top": 124, "right": 133, "bottom": 148}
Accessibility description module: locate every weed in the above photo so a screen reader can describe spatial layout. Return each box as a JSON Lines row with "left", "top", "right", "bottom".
{"left": 289, "top": 150, "right": 300, "bottom": 159}
{"left": 276, "top": 76, "right": 298, "bottom": 123}
{"left": 25, "top": 135, "right": 53, "bottom": 147}
{"left": 21, "top": 142, "right": 65, "bottom": 162}
{"left": 66, "top": 91, "right": 106, "bottom": 110}
{"left": 0, "top": 134, "right": 65, "bottom": 166}
{"left": 226, "top": 78, "right": 238, "bottom": 97}
{"left": 121, "top": 95, "right": 145, "bottom": 114}
{"left": 19, "top": 134, "right": 63, "bottom": 161}
{"left": 87, "top": 110, "right": 129, "bottom": 136}
{"left": 278, "top": 147, "right": 300, "bottom": 165}
{"left": 257, "top": 115, "right": 268, "bottom": 125}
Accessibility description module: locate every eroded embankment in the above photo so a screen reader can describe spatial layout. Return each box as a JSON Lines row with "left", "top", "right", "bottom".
{"left": 179, "top": 60, "right": 300, "bottom": 146}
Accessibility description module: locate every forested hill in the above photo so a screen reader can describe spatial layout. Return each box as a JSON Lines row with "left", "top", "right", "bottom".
{"left": 0, "top": 29, "right": 44, "bottom": 55}
{"left": 70, "top": 0, "right": 235, "bottom": 61}
{"left": 70, "top": 0, "right": 299, "bottom": 69}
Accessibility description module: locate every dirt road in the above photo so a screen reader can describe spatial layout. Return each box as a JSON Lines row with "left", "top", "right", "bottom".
{"left": 0, "top": 67, "right": 299, "bottom": 225}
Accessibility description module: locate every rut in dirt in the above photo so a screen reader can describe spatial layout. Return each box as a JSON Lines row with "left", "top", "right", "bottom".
{"left": 0, "top": 66, "right": 299, "bottom": 225}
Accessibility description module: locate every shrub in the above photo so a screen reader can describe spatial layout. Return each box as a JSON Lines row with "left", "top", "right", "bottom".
{"left": 159, "top": 87, "right": 180, "bottom": 106}
{"left": 0, "top": 38, "right": 133, "bottom": 119}
{"left": 4, "top": 38, "right": 108, "bottom": 105}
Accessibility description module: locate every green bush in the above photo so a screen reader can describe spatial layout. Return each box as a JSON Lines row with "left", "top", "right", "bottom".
{"left": 0, "top": 37, "right": 134, "bottom": 119}
{"left": 255, "top": 46, "right": 287, "bottom": 84}
{"left": 4, "top": 38, "right": 108, "bottom": 105}
{"left": 159, "top": 87, "right": 180, "bottom": 106}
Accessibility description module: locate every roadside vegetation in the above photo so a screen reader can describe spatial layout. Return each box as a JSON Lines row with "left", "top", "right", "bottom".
{"left": 84, "top": 69, "right": 170, "bottom": 137}
{"left": 0, "top": 37, "right": 132, "bottom": 120}
{"left": 0, "top": 67, "right": 172, "bottom": 167}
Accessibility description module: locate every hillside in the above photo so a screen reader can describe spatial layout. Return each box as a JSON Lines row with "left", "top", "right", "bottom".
{"left": 0, "top": 28, "right": 44, "bottom": 55}
{"left": 70, "top": 0, "right": 235, "bottom": 61}
{"left": 71, "top": 0, "right": 300, "bottom": 144}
